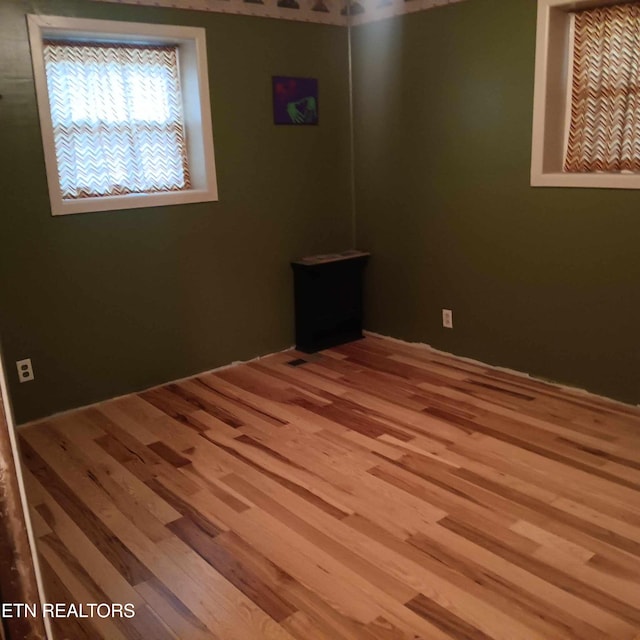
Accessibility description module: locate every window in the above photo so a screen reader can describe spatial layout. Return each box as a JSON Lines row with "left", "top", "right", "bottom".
{"left": 28, "top": 15, "right": 218, "bottom": 215}
{"left": 531, "top": 0, "right": 640, "bottom": 188}
{"left": 565, "top": 3, "right": 640, "bottom": 173}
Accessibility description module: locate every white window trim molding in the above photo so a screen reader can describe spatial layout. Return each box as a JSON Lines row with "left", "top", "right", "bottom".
{"left": 531, "top": 0, "right": 640, "bottom": 189}
{"left": 27, "top": 14, "right": 219, "bottom": 216}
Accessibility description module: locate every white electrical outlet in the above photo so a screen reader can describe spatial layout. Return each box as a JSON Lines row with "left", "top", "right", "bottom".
{"left": 16, "top": 358, "right": 34, "bottom": 383}
{"left": 442, "top": 309, "right": 453, "bottom": 329}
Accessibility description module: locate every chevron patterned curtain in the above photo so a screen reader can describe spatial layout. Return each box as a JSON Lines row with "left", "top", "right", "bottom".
{"left": 565, "top": 3, "right": 640, "bottom": 173}
{"left": 43, "top": 41, "right": 191, "bottom": 200}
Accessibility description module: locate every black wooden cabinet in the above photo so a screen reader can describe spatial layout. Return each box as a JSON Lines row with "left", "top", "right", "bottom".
{"left": 291, "top": 250, "right": 369, "bottom": 353}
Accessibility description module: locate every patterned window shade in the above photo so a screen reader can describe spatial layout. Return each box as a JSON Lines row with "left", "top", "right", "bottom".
{"left": 565, "top": 3, "right": 640, "bottom": 173}
{"left": 43, "top": 41, "right": 191, "bottom": 200}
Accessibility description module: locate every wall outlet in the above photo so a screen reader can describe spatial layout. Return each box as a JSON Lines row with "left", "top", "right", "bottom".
{"left": 16, "top": 358, "right": 34, "bottom": 383}
{"left": 442, "top": 309, "right": 453, "bottom": 329}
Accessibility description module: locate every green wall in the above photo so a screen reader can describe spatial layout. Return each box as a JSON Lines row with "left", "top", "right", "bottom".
{"left": 0, "top": 0, "right": 351, "bottom": 423}
{"left": 2, "top": 0, "right": 638, "bottom": 423}
{"left": 352, "top": 0, "right": 640, "bottom": 405}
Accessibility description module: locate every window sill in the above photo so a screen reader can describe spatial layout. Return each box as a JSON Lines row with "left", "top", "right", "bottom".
{"left": 51, "top": 188, "right": 219, "bottom": 216}
{"left": 531, "top": 171, "right": 640, "bottom": 190}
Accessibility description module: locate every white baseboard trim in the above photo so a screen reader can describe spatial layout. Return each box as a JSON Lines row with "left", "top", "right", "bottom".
{"left": 20, "top": 345, "right": 295, "bottom": 429}
{"left": 363, "top": 330, "right": 640, "bottom": 412}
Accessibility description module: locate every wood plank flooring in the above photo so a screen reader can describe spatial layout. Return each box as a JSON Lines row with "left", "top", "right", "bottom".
{"left": 18, "top": 336, "right": 640, "bottom": 640}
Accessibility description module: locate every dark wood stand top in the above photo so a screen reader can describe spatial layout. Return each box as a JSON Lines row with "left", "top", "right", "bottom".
{"left": 291, "top": 250, "right": 370, "bottom": 268}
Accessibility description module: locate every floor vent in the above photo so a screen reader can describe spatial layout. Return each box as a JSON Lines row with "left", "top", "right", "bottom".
{"left": 287, "top": 359, "right": 308, "bottom": 367}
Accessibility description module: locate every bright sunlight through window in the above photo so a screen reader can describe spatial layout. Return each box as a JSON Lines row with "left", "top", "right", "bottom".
{"left": 28, "top": 15, "right": 218, "bottom": 216}
{"left": 44, "top": 41, "right": 191, "bottom": 200}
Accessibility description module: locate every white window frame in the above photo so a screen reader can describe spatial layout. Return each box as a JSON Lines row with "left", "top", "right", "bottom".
{"left": 531, "top": 0, "right": 640, "bottom": 189}
{"left": 27, "top": 14, "right": 219, "bottom": 215}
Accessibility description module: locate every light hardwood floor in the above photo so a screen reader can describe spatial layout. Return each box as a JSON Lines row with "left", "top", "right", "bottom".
{"left": 18, "top": 336, "right": 640, "bottom": 640}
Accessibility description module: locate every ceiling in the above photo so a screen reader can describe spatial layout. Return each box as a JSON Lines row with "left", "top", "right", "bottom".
{"left": 91, "top": 0, "right": 468, "bottom": 26}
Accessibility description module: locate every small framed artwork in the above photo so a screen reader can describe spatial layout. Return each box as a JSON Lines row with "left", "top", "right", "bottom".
{"left": 272, "top": 76, "right": 318, "bottom": 125}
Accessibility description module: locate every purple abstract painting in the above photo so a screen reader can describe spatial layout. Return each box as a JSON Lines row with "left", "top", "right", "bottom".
{"left": 272, "top": 76, "right": 318, "bottom": 125}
